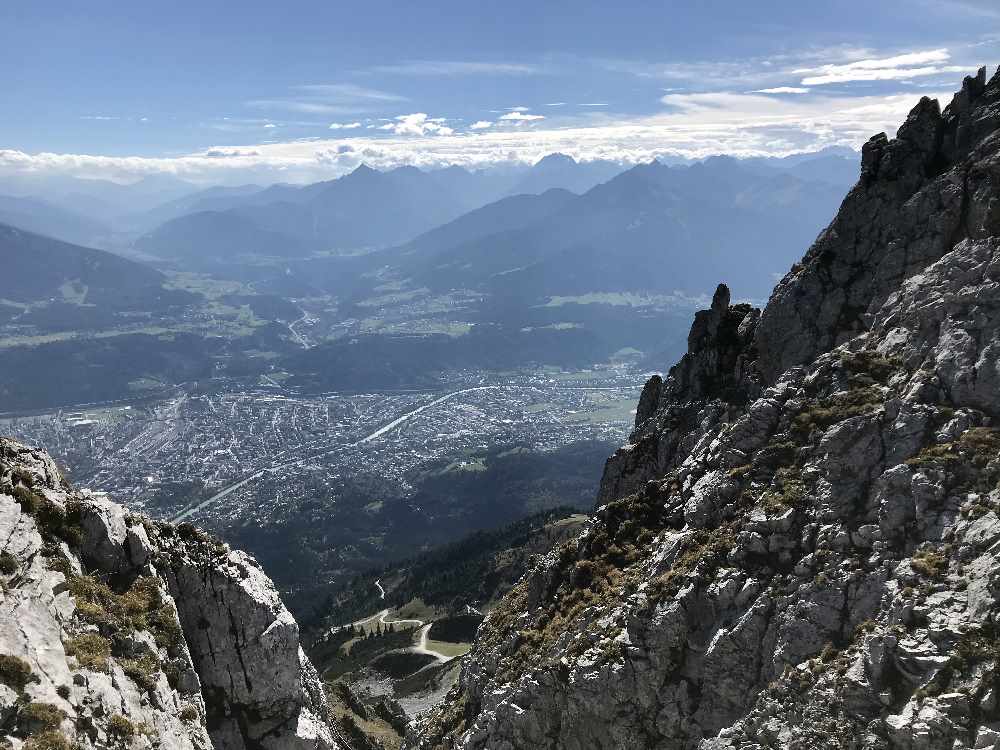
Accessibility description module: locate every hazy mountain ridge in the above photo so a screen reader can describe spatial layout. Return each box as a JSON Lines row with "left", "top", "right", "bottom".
{"left": 392, "top": 156, "right": 853, "bottom": 300}
{"left": 0, "top": 194, "right": 110, "bottom": 247}
{"left": 130, "top": 158, "right": 619, "bottom": 264}
{"left": 0, "top": 222, "right": 166, "bottom": 305}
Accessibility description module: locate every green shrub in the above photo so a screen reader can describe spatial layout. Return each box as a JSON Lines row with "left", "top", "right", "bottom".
{"left": 905, "top": 442, "right": 959, "bottom": 468}
{"left": 179, "top": 705, "right": 199, "bottom": 723}
{"left": 0, "top": 653, "right": 34, "bottom": 691}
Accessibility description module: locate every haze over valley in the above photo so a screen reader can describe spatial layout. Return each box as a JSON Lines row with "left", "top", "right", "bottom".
{"left": 0, "top": 148, "right": 859, "bottom": 607}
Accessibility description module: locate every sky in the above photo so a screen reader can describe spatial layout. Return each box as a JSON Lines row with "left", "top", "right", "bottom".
{"left": 2, "top": 0, "right": 1000, "bottom": 184}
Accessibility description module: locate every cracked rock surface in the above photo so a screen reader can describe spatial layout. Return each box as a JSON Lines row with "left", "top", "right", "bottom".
{"left": 0, "top": 438, "right": 346, "bottom": 750}
{"left": 406, "top": 68, "right": 1000, "bottom": 750}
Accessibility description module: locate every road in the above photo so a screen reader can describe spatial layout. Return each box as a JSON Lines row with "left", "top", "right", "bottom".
{"left": 286, "top": 310, "right": 312, "bottom": 349}
{"left": 332, "top": 583, "right": 452, "bottom": 662}
{"left": 411, "top": 623, "right": 449, "bottom": 663}
{"left": 170, "top": 386, "right": 495, "bottom": 523}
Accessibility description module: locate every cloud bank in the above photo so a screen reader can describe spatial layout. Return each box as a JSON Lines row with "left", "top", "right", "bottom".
{"left": 2, "top": 87, "right": 957, "bottom": 185}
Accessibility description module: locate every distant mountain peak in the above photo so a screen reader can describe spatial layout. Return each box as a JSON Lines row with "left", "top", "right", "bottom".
{"left": 349, "top": 163, "right": 379, "bottom": 177}
{"left": 534, "top": 152, "right": 577, "bottom": 167}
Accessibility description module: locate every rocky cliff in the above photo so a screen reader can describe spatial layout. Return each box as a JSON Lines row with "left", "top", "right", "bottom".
{"left": 0, "top": 438, "right": 347, "bottom": 750}
{"left": 406, "top": 67, "right": 1000, "bottom": 749}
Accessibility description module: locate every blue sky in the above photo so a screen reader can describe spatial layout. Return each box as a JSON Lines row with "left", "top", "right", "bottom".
{"left": 2, "top": 0, "right": 999, "bottom": 183}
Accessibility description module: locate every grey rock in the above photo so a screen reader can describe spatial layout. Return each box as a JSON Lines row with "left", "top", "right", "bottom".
{"left": 0, "top": 438, "right": 347, "bottom": 750}
{"left": 406, "top": 68, "right": 1000, "bottom": 750}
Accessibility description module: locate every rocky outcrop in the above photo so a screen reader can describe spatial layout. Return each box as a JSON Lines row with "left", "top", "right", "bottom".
{"left": 0, "top": 438, "right": 347, "bottom": 750}
{"left": 407, "top": 68, "right": 1000, "bottom": 750}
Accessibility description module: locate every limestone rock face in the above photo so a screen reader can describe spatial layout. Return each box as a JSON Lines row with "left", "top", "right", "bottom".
{"left": 0, "top": 439, "right": 346, "bottom": 750}
{"left": 407, "top": 68, "right": 1000, "bottom": 750}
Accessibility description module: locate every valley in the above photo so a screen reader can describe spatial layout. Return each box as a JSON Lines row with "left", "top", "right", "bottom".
{"left": 2, "top": 365, "right": 639, "bottom": 611}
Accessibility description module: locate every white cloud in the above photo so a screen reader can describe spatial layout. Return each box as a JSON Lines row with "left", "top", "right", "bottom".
{"left": 365, "top": 60, "right": 539, "bottom": 76}
{"left": 753, "top": 87, "right": 811, "bottom": 94}
{"left": 796, "top": 48, "right": 969, "bottom": 85}
{"left": 247, "top": 100, "right": 370, "bottom": 115}
{"left": 2, "top": 87, "right": 962, "bottom": 185}
{"left": 382, "top": 113, "right": 455, "bottom": 136}
{"left": 600, "top": 45, "right": 875, "bottom": 88}
{"left": 469, "top": 120, "right": 493, "bottom": 130}
{"left": 264, "top": 123, "right": 277, "bottom": 128}
{"left": 545, "top": 102, "right": 567, "bottom": 107}
{"left": 499, "top": 111, "right": 545, "bottom": 122}
{"left": 328, "top": 121, "right": 362, "bottom": 130}
{"left": 247, "top": 83, "right": 408, "bottom": 115}
{"left": 293, "top": 83, "right": 408, "bottom": 102}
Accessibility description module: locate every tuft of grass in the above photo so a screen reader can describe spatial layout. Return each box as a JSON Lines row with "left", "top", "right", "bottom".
{"left": 792, "top": 386, "right": 883, "bottom": 436}
{"left": 23, "top": 731, "right": 71, "bottom": 750}
{"left": 649, "top": 525, "right": 735, "bottom": 601}
{"left": 179, "top": 705, "right": 199, "bottom": 723}
{"left": 911, "top": 549, "right": 947, "bottom": 579}
{"left": 12, "top": 484, "right": 40, "bottom": 513}
{"left": 64, "top": 633, "right": 111, "bottom": 671}
{"left": 20, "top": 702, "right": 65, "bottom": 731}
{"left": 0, "top": 653, "right": 34, "bottom": 691}
{"left": 108, "top": 714, "right": 138, "bottom": 744}
{"left": 950, "top": 622, "right": 1000, "bottom": 674}
{"left": 11, "top": 468, "right": 35, "bottom": 488}
{"left": 121, "top": 653, "right": 161, "bottom": 694}
{"left": 67, "top": 573, "right": 177, "bottom": 647}
{"left": 760, "top": 467, "right": 805, "bottom": 515}
{"left": 10, "top": 488, "right": 84, "bottom": 548}
{"left": 840, "top": 351, "right": 902, "bottom": 385}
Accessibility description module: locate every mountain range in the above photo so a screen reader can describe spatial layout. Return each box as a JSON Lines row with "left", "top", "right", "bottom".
{"left": 0, "top": 148, "right": 859, "bottom": 407}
